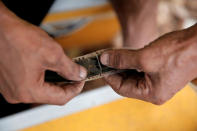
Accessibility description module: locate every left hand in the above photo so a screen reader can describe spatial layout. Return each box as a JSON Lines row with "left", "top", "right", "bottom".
{"left": 100, "top": 24, "right": 197, "bottom": 105}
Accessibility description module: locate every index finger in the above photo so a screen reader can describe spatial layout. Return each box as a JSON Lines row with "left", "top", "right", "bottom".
{"left": 33, "top": 81, "right": 85, "bottom": 105}
{"left": 104, "top": 73, "right": 151, "bottom": 101}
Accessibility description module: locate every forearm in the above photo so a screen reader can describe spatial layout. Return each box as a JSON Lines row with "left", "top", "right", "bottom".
{"left": 0, "top": 1, "right": 25, "bottom": 57}
{"left": 0, "top": 1, "right": 23, "bottom": 32}
{"left": 110, "top": 0, "right": 158, "bottom": 49}
{"left": 0, "top": 1, "right": 13, "bottom": 22}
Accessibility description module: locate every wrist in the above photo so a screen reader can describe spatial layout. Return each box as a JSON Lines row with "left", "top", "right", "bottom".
{"left": 0, "top": 2, "right": 22, "bottom": 32}
{"left": 110, "top": 0, "right": 158, "bottom": 49}
{"left": 110, "top": 0, "right": 158, "bottom": 24}
{"left": 173, "top": 24, "right": 197, "bottom": 79}
{"left": 183, "top": 24, "right": 197, "bottom": 51}
{"left": 0, "top": 2, "right": 12, "bottom": 22}
{"left": 123, "top": 18, "right": 158, "bottom": 49}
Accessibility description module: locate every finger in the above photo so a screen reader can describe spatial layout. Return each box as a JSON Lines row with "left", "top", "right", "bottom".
{"left": 45, "top": 46, "right": 87, "bottom": 81}
{"left": 56, "top": 55, "right": 87, "bottom": 81}
{"left": 100, "top": 49, "right": 140, "bottom": 70}
{"left": 61, "top": 81, "right": 85, "bottom": 103}
{"left": 33, "top": 82, "right": 85, "bottom": 105}
{"left": 2, "top": 94, "right": 20, "bottom": 104}
{"left": 0, "top": 86, "right": 20, "bottom": 104}
{"left": 33, "top": 82, "right": 68, "bottom": 105}
{"left": 104, "top": 74, "right": 151, "bottom": 101}
{"left": 104, "top": 74, "right": 123, "bottom": 93}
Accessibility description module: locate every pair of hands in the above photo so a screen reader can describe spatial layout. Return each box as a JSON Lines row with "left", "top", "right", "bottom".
{"left": 1, "top": 1, "right": 197, "bottom": 106}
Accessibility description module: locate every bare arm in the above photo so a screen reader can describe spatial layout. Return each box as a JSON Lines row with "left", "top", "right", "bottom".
{"left": 110, "top": 0, "right": 158, "bottom": 49}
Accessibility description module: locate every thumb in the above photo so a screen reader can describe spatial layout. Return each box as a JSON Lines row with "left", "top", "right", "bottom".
{"left": 100, "top": 49, "right": 140, "bottom": 70}
{"left": 56, "top": 55, "right": 87, "bottom": 81}
{"left": 45, "top": 51, "right": 87, "bottom": 81}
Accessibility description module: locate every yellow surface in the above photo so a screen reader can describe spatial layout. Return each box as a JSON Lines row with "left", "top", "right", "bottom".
{"left": 42, "top": 5, "right": 120, "bottom": 49}
{"left": 43, "top": 5, "right": 113, "bottom": 23}
{"left": 23, "top": 85, "right": 197, "bottom": 131}
{"left": 56, "top": 17, "right": 120, "bottom": 49}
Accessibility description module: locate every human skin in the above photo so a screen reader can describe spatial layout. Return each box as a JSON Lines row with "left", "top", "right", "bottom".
{"left": 110, "top": 0, "right": 158, "bottom": 49}
{"left": 0, "top": 2, "right": 87, "bottom": 105}
{"left": 101, "top": 24, "right": 197, "bottom": 105}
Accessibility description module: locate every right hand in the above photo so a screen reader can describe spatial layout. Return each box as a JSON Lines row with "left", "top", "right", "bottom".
{"left": 0, "top": 4, "right": 87, "bottom": 105}
{"left": 101, "top": 24, "right": 197, "bottom": 105}
{"left": 110, "top": 0, "right": 158, "bottom": 49}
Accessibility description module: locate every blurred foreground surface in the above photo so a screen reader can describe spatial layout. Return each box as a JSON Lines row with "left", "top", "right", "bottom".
{"left": 23, "top": 85, "right": 197, "bottom": 131}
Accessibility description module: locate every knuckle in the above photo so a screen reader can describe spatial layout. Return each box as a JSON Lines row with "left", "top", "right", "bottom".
{"left": 5, "top": 97, "right": 19, "bottom": 104}
{"left": 118, "top": 57, "right": 126, "bottom": 69}
{"left": 48, "top": 53, "right": 59, "bottom": 64}
{"left": 70, "top": 85, "right": 83, "bottom": 96}
{"left": 111, "top": 51, "right": 123, "bottom": 68}
{"left": 17, "top": 95, "right": 31, "bottom": 103}
{"left": 152, "top": 100, "right": 166, "bottom": 105}
{"left": 15, "top": 90, "right": 32, "bottom": 103}
{"left": 46, "top": 46, "right": 63, "bottom": 64}
{"left": 151, "top": 95, "right": 167, "bottom": 105}
{"left": 54, "top": 98, "right": 69, "bottom": 106}
{"left": 111, "top": 85, "right": 122, "bottom": 96}
{"left": 138, "top": 52, "right": 147, "bottom": 66}
{"left": 138, "top": 51, "right": 152, "bottom": 72}
{"left": 59, "top": 100, "right": 68, "bottom": 106}
{"left": 75, "top": 86, "right": 83, "bottom": 94}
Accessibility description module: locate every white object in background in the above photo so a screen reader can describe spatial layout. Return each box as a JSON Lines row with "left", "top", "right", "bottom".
{"left": 49, "top": 0, "right": 108, "bottom": 13}
{"left": 0, "top": 86, "right": 122, "bottom": 131}
{"left": 183, "top": 19, "right": 197, "bottom": 29}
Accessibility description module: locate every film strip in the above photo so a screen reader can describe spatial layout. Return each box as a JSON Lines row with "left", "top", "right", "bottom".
{"left": 45, "top": 49, "right": 124, "bottom": 84}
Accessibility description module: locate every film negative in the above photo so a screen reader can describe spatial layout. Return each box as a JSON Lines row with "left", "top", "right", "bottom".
{"left": 45, "top": 49, "right": 124, "bottom": 84}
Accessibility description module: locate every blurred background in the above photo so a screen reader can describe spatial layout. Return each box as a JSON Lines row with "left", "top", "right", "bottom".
{"left": 1, "top": 0, "right": 197, "bottom": 131}
{"left": 41, "top": 0, "right": 197, "bottom": 92}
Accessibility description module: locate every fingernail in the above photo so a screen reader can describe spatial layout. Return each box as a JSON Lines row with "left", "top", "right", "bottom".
{"left": 79, "top": 66, "right": 87, "bottom": 79}
{"left": 101, "top": 53, "right": 109, "bottom": 65}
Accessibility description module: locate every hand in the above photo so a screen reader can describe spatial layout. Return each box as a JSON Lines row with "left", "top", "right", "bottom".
{"left": 0, "top": 3, "right": 87, "bottom": 105}
{"left": 101, "top": 24, "right": 197, "bottom": 105}
{"left": 110, "top": 0, "right": 158, "bottom": 49}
